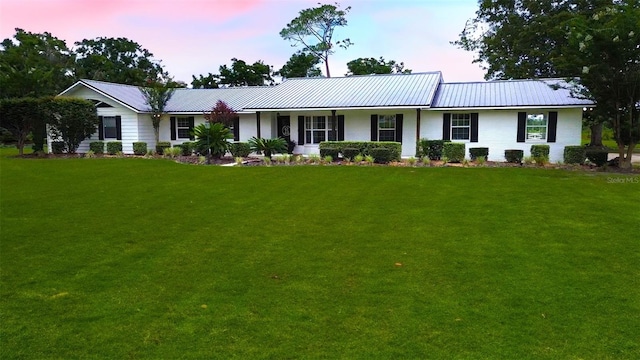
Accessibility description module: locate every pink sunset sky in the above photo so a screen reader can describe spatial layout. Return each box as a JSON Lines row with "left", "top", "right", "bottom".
{"left": 0, "top": 0, "right": 487, "bottom": 85}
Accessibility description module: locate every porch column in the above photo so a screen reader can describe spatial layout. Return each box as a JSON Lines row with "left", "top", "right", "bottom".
{"left": 256, "top": 111, "right": 261, "bottom": 138}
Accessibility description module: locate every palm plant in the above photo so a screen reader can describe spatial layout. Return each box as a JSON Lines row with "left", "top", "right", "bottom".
{"left": 248, "top": 137, "right": 288, "bottom": 159}
{"left": 140, "top": 84, "right": 175, "bottom": 144}
{"left": 191, "top": 122, "right": 233, "bottom": 159}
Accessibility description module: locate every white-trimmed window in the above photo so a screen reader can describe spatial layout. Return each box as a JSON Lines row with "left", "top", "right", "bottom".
{"left": 378, "top": 115, "right": 396, "bottom": 141}
{"left": 103, "top": 116, "right": 117, "bottom": 139}
{"left": 526, "top": 113, "right": 547, "bottom": 141}
{"left": 305, "top": 116, "right": 336, "bottom": 144}
{"left": 451, "top": 113, "right": 471, "bottom": 140}
{"left": 176, "top": 117, "right": 191, "bottom": 139}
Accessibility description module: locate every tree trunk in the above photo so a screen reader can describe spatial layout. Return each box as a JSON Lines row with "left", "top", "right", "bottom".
{"left": 589, "top": 122, "right": 603, "bottom": 147}
{"left": 325, "top": 57, "right": 331, "bottom": 78}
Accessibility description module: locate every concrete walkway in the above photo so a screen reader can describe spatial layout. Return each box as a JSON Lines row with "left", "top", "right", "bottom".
{"left": 608, "top": 152, "right": 640, "bottom": 163}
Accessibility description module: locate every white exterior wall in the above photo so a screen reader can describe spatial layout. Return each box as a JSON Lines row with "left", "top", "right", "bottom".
{"left": 421, "top": 108, "right": 583, "bottom": 162}
{"left": 54, "top": 86, "right": 139, "bottom": 154}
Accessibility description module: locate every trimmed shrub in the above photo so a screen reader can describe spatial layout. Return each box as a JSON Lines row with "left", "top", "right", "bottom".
{"left": 443, "top": 142, "right": 465, "bottom": 163}
{"left": 585, "top": 148, "right": 609, "bottom": 167}
{"left": 564, "top": 145, "right": 586, "bottom": 165}
{"left": 530, "top": 144, "right": 550, "bottom": 159}
{"left": 505, "top": 149, "right": 524, "bottom": 163}
{"left": 418, "top": 139, "right": 446, "bottom": 160}
{"left": 469, "top": 147, "right": 489, "bottom": 161}
{"left": 319, "top": 147, "right": 339, "bottom": 159}
{"left": 178, "top": 142, "right": 193, "bottom": 156}
{"left": 341, "top": 147, "right": 360, "bottom": 160}
{"left": 156, "top": 141, "right": 171, "bottom": 155}
{"left": 320, "top": 141, "right": 401, "bottom": 161}
{"left": 229, "top": 142, "right": 251, "bottom": 158}
{"left": 89, "top": 141, "right": 104, "bottom": 154}
{"left": 51, "top": 141, "right": 65, "bottom": 154}
{"left": 133, "top": 142, "right": 147, "bottom": 155}
{"left": 106, "top": 141, "right": 122, "bottom": 155}
{"left": 370, "top": 147, "right": 393, "bottom": 164}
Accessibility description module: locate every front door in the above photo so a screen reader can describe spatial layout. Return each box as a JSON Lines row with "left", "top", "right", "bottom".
{"left": 277, "top": 116, "right": 291, "bottom": 142}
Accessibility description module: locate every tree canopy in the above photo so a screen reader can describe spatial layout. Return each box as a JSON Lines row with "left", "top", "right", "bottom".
{"left": 276, "top": 52, "right": 322, "bottom": 79}
{"left": 0, "top": 28, "right": 75, "bottom": 98}
{"left": 218, "top": 58, "right": 274, "bottom": 86}
{"left": 280, "top": 3, "right": 352, "bottom": 77}
{"left": 346, "top": 57, "right": 411, "bottom": 76}
{"left": 140, "top": 82, "right": 176, "bottom": 143}
{"left": 455, "top": 0, "right": 640, "bottom": 168}
{"left": 74, "top": 37, "right": 168, "bottom": 86}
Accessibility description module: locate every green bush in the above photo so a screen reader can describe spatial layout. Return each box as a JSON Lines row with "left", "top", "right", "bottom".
{"left": 469, "top": 147, "right": 489, "bottom": 161}
{"left": 585, "top": 148, "right": 609, "bottom": 167}
{"left": 156, "top": 141, "right": 171, "bottom": 155}
{"left": 106, "top": 141, "right": 122, "bottom": 155}
{"left": 229, "top": 142, "right": 251, "bottom": 158}
{"left": 418, "top": 139, "right": 446, "bottom": 160}
{"left": 564, "top": 146, "right": 586, "bottom": 165}
{"left": 248, "top": 137, "right": 287, "bottom": 159}
{"left": 505, "top": 149, "right": 524, "bottom": 163}
{"left": 341, "top": 148, "right": 360, "bottom": 160}
{"left": 133, "top": 142, "right": 147, "bottom": 155}
{"left": 319, "top": 147, "right": 339, "bottom": 159}
{"left": 370, "top": 147, "right": 393, "bottom": 164}
{"left": 51, "top": 141, "right": 65, "bottom": 154}
{"left": 531, "top": 144, "right": 550, "bottom": 161}
{"left": 443, "top": 142, "right": 465, "bottom": 163}
{"left": 178, "top": 142, "right": 193, "bottom": 156}
{"left": 89, "top": 141, "right": 104, "bottom": 154}
{"left": 320, "top": 141, "right": 401, "bottom": 161}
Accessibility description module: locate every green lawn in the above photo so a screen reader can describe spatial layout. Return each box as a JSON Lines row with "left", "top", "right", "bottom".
{"left": 1, "top": 150, "right": 639, "bottom": 359}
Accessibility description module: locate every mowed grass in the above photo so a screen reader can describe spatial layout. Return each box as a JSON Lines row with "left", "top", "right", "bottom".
{"left": 1, "top": 150, "right": 639, "bottom": 359}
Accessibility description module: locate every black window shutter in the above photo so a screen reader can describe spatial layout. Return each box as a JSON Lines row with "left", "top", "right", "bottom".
{"left": 547, "top": 111, "right": 558, "bottom": 143}
{"left": 170, "top": 117, "right": 176, "bottom": 140}
{"left": 517, "top": 112, "right": 526, "bottom": 142}
{"left": 337, "top": 115, "right": 345, "bottom": 141}
{"left": 442, "top": 113, "right": 451, "bottom": 141}
{"left": 115, "top": 116, "right": 122, "bottom": 140}
{"left": 395, "top": 114, "right": 403, "bottom": 143}
{"left": 233, "top": 116, "right": 239, "bottom": 142}
{"left": 189, "top": 116, "right": 195, "bottom": 141}
{"left": 470, "top": 113, "right": 479, "bottom": 142}
{"left": 98, "top": 116, "right": 104, "bottom": 140}
{"left": 370, "top": 114, "right": 378, "bottom": 141}
{"left": 298, "top": 116, "right": 305, "bottom": 145}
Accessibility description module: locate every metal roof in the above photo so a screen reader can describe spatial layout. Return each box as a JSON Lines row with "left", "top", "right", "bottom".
{"left": 243, "top": 72, "right": 444, "bottom": 110}
{"left": 431, "top": 79, "right": 595, "bottom": 109}
{"left": 74, "top": 79, "right": 272, "bottom": 113}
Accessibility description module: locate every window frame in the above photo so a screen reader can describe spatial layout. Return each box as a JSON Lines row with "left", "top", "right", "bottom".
{"left": 304, "top": 115, "right": 336, "bottom": 144}
{"left": 378, "top": 114, "right": 396, "bottom": 142}
{"left": 450, "top": 113, "right": 471, "bottom": 141}
{"left": 526, "top": 113, "right": 548, "bottom": 142}
{"left": 102, "top": 116, "right": 118, "bottom": 139}
{"left": 175, "top": 117, "right": 192, "bottom": 139}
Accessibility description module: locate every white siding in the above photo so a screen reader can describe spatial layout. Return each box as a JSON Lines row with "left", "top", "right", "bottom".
{"left": 421, "top": 108, "right": 583, "bottom": 162}
{"left": 54, "top": 86, "right": 140, "bottom": 154}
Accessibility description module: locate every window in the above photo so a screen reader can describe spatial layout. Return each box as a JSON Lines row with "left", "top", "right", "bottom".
{"left": 451, "top": 114, "right": 471, "bottom": 140}
{"left": 305, "top": 116, "right": 336, "bottom": 144}
{"left": 176, "top": 117, "right": 191, "bottom": 139}
{"left": 526, "top": 113, "right": 547, "bottom": 140}
{"left": 378, "top": 115, "right": 396, "bottom": 141}
{"left": 103, "top": 116, "right": 117, "bottom": 139}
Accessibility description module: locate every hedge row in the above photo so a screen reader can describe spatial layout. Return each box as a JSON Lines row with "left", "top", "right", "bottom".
{"left": 319, "top": 141, "right": 402, "bottom": 162}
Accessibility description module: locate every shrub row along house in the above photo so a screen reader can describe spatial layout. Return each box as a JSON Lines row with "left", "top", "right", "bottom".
{"left": 54, "top": 72, "right": 594, "bottom": 162}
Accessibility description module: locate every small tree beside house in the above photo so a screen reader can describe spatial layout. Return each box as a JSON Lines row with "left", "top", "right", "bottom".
{"left": 140, "top": 82, "right": 175, "bottom": 144}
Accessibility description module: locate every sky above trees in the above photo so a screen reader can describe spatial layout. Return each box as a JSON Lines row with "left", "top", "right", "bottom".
{"left": 0, "top": 0, "right": 485, "bottom": 83}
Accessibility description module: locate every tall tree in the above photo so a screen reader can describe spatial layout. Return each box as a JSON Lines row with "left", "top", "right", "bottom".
{"left": 47, "top": 98, "right": 99, "bottom": 153}
{"left": 280, "top": 3, "right": 353, "bottom": 77}
{"left": 191, "top": 73, "right": 219, "bottom": 89}
{"left": 140, "top": 82, "right": 175, "bottom": 144}
{"left": 560, "top": 2, "right": 640, "bottom": 169}
{"left": 0, "top": 28, "right": 75, "bottom": 98}
{"left": 276, "top": 52, "right": 322, "bottom": 79}
{"left": 74, "top": 37, "right": 168, "bottom": 86}
{"left": 217, "top": 58, "right": 274, "bottom": 86}
{"left": 346, "top": 57, "right": 411, "bottom": 76}
{"left": 0, "top": 97, "right": 49, "bottom": 154}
